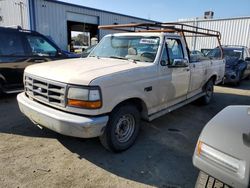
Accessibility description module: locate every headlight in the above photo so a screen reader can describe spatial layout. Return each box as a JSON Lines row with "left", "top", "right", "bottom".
{"left": 67, "top": 86, "right": 102, "bottom": 109}
{"left": 197, "top": 141, "right": 246, "bottom": 178}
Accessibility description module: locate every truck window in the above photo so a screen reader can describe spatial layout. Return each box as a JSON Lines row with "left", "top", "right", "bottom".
{"left": 89, "top": 36, "right": 160, "bottom": 63}
{"left": 166, "top": 38, "right": 184, "bottom": 65}
{"left": 0, "top": 32, "right": 25, "bottom": 56}
{"left": 25, "top": 35, "right": 57, "bottom": 57}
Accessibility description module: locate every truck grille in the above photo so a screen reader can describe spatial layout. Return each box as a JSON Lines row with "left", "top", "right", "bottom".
{"left": 24, "top": 75, "right": 67, "bottom": 107}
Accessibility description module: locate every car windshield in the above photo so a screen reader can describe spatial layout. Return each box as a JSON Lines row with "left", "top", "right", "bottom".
{"left": 207, "top": 48, "right": 243, "bottom": 59}
{"left": 89, "top": 35, "right": 160, "bottom": 63}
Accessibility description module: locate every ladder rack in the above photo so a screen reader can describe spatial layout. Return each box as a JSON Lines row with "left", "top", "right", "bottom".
{"left": 98, "top": 22, "right": 223, "bottom": 58}
{"left": 98, "top": 22, "right": 221, "bottom": 39}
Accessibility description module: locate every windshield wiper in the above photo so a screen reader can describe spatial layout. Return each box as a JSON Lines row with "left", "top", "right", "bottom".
{"left": 108, "top": 56, "right": 128, "bottom": 60}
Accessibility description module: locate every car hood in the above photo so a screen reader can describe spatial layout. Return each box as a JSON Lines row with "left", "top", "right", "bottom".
{"left": 25, "top": 57, "right": 146, "bottom": 85}
{"left": 199, "top": 105, "right": 250, "bottom": 161}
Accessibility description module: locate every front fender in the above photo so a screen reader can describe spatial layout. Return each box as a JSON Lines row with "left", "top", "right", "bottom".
{"left": 101, "top": 84, "right": 149, "bottom": 114}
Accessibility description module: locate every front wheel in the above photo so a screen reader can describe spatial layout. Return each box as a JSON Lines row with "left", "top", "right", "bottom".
{"left": 99, "top": 105, "right": 140, "bottom": 152}
{"left": 200, "top": 79, "right": 214, "bottom": 105}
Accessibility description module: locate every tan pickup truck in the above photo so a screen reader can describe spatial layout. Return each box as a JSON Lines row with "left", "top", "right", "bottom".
{"left": 17, "top": 23, "right": 225, "bottom": 152}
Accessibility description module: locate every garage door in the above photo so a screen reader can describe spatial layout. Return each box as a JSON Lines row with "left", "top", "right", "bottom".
{"left": 66, "top": 12, "right": 98, "bottom": 25}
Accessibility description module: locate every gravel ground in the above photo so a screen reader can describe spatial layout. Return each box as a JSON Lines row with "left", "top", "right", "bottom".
{"left": 0, "top": 81, "right": 250, "bottom": 188}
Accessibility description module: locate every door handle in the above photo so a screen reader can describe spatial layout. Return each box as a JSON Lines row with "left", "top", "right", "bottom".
{"left": 144, "top": 86, "right": 152, "bottom": 92}
{"left": 184, "top": 68, "right": 190, "bottom": 71}
{"left": 34, "top": 59, "right": 45, "bottom": 63}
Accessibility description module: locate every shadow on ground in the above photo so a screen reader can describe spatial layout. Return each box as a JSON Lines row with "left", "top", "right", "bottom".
{"left": 57, "top": 91, "right": 250, "bottom": 188}
{"left": 0, "top": 93, "right": 58, "bottom": 139}
{"left": 0, "top": 82, "right": 250, "bottom": 187}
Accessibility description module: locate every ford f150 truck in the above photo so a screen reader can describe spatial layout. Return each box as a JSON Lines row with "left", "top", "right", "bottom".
{"left": 17, "top": 23, "right": 225, "bottom": 152}
{"left": 193, "top": 106, "right": 250, "bottom": 188}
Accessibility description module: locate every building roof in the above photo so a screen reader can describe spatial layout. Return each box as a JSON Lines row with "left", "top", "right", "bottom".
{"left": 177, "top": 16, "right": 250, "bottom": 23}
{"left": 44, "top": 0, "right": 158, "bottom": 23}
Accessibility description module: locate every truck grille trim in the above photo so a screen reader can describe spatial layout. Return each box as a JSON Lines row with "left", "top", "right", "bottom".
{"left": 24, "top": 75, "right": 67, "bottom": 107}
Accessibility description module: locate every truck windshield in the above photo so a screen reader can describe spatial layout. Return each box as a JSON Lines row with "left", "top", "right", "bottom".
{"left": 89, "top": 36, "right": 160, "bottom": 63}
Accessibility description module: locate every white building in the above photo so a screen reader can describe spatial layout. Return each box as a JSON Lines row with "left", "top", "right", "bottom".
{"left": 178, "top": 16, "right": 250, "bottom": 50}
{"left": 1, "top": 0, "right": 249, "bottom": 51}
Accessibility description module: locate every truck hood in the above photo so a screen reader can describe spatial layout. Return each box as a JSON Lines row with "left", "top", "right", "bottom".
{"left": 199, "top": 105, "right": 250, "bottom": 161}
{"left": 25, "top": 57, "right": 145, "bottom": 85}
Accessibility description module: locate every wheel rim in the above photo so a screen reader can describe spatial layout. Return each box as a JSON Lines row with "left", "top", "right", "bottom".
{"left": 115, "top": 114, "right": 135, "bottom": 143}
{"left": 206, "top": 83, "right": 213, "bottom": 99}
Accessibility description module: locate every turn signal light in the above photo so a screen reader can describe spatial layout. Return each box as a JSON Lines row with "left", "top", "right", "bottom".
{"left": 68, "top": 99, "right": 101, "bottom": 109}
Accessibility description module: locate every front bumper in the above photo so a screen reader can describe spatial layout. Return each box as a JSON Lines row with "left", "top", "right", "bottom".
{"left": 193, "top": 153, "right": 249, "bottom": 188}
{"left": 17, "top": 92, "right": 109, "bottom": 138}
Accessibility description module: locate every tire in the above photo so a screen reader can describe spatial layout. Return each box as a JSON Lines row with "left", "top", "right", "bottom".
{"left": 234, "top": 71, "right": 242, "bottom": 86}
{"left": 99, "top": 105, "right": 140, "bottom": 152}
{"left": 0, "top": 82, "right": 3, "bottom": 96}
{"left": 234, "top": 80, "right": 240, "bottom": 86}
{"left": 195, "top": 171, "right": 229, "bottom": 188}
{"left": 200, "top": 79, "right": 214, "bottom": 105}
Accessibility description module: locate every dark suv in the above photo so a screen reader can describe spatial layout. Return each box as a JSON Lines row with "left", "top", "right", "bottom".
{"left": 0, "top": 26, "right": 79, "bottom": 94}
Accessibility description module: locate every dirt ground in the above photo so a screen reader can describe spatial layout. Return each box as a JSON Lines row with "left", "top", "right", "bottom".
{"left": 0, "top": 81, "right": 250, "bottom": 188}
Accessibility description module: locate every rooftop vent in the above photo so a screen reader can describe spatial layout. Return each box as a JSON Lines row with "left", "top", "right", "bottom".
{"left": 204, "top": 11, "right": 214, "bottom": 19}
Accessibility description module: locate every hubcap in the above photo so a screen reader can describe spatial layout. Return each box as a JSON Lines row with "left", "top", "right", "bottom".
{"left": 115, "top": 114, "right": 135, "bottom": 143}
{"left": 206, "top": 83, "right": 213, "bottom": 99}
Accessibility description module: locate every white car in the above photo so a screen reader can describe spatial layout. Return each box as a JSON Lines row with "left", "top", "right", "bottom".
{"left": 193, "top": 105, "right": 250, "bottom": 188}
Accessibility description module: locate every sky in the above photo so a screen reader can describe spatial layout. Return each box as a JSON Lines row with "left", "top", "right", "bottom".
{"left": 60, "top": 0, "right": 250, "bottom": 22}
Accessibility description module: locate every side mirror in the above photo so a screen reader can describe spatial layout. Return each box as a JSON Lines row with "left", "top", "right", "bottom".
{"left": 245, "top": 57, "right": 250, "bottom": 61}
{"left": 170, "top": 59, "right": 189, "bottom": 67}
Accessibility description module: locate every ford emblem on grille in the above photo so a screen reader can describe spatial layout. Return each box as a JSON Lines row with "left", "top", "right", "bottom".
{"left": 38, "top": 87, "right": 42, "bottom": 92}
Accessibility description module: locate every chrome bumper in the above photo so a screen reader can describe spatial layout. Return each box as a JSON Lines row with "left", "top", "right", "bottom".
{"left": 17, "top": 92, "right": 109, "bottom": 138}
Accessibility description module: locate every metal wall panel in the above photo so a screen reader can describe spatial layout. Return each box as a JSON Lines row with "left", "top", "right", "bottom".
{"left": 0, "top": 0, "right": 30, "bottom": 29}
{"left": 67, "top": 12, "right": 98, "bottom": 24}
{"left": 33, "top": 0, "right": 154, "bottom": 50}
{"left": 179, "top": 17, "right": 250, "bottom": 51}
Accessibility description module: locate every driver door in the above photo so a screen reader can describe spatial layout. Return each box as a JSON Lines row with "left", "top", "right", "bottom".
{"left": 158, "top": 37, "right": 190, "bottom": 108}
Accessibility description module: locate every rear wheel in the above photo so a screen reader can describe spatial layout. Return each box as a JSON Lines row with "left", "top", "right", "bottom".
{"left": 99, "top": 105, "right": 140, "bottom": 152}
{"left": 234, "top": 71, "right": 242, "bottom": 86}
{"left": 200, "top": 79, "right": 214, "bottom": 105}
{"left": 0, "top": 82, "right": 3, "bottom": 96}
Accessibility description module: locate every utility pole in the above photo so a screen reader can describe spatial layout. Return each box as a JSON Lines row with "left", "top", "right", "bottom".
{"left": 193, "top": 17, "right": 198, "bottom": 51}
{"left": 15, "top": 1, "right": 24, "bottom": 28}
